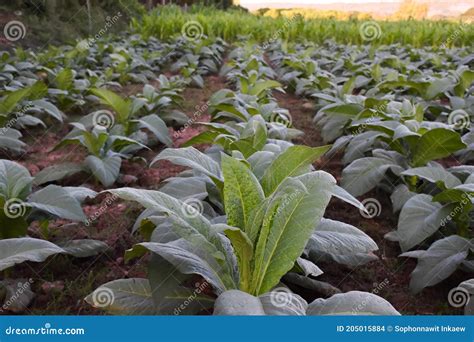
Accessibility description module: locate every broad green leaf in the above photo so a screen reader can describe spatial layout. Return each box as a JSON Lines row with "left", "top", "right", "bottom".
{"left": 138, "top": 114, "right": 172, "bottom": 146}
{"left": 107, "top": 188, "right": 238, "bottom": 286}
{"left": 33, "top": 163, "right": 85, "bottom": 186}
{"left": 159, "top": 177, "right": 208, "bottom": 200}
{"left": 0, "top": 238, "right": 64, "bottom": 271}
{"left": 151, "top": 147, "right": 222, "bottom": 181}
{"left": 401, "top": 235, "right": 470, "bottom": 293}
{"left": 224, "top": 227, "right": 254, "bottom": 292}
{"left": 411, "top": 128, "right": 466, "bottom": 167}
{"left": 222, "top": 154, "right": 264, "bottom": 232}
{"left": 425, "top": 78, "right": 454, "bottom": 99}
{"left": 213, "top": 289, "right": 307, "bottom": 316}
{"left": 0, "top": 159, "right": 32, "bottom": 200}
{"left": 147, "top": 253, "right": 214, "bottom": 315}
{"left": 402, "top": 166, "right": 462, "bottom": 188}
{"left": 182, "top": 131, "right": 220, "bottom": 147}
{"left": 248, "top": 80, "right": 281, "bottom": 97}
{"left": 0, "top": 85, "right": 35, "bottom": 114}
{"left": 85, "top": 155, "right": 121, "bottom": 187}
{"left": 397, "top": 194, "right": 454, "bottom": 251}
{"left": 307, "top": 291, "right": 400, "bottom": 315}
{"left": 90, "top": 88, "right": 131, "bottom": 122}
{"left": 128, "top": 241, "right": 233, "bottom": 295}
{"left": 306, "top": 218, "right": 378, "bottom": 267}
{"left": 251, "top": 171, "right": 336, "bottom": 294}
{"left": 55, "top": 68, "right": 74, "bottom": 90}
{"left": 260, "top": 145, "right": 331, "bottom": 195}
{"left": 0, "top": 128, "right": 26, "bottom": 154}
{"left": 341, "top": 157, "right": 401, "bottom": 197}
{"left": 27, "top": 185, "right": 87, "bottom": 221}
{"left": 30, "top": 99, "right": 63, "bottom": 122}
{"left": 390, "top": 184, "right": 415, "bottom": 212}
{"left": 432, "top": 184, "right": 474, "bottom": 204}
{"left": 58, "top": 239, "right": 108, "bottom": 258}
{"left": 85, "top": 278, "right": 158, "bottom": 315}
{"left": 295, "top": 257, "right": 323, "bottom": 277}
{"left": 213, "top": 289, "right": 265, "bottom": 315}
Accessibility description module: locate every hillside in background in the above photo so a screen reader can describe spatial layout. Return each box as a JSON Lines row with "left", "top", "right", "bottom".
{"left": 243, "top": 0, "right": 473, "bottom": 19}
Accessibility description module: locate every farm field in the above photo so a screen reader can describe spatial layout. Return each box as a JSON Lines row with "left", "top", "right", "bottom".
{"left": 0, "top": 4, "right": 473, "bottom": 316}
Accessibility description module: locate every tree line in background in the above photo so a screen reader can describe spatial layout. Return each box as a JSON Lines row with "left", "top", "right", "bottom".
{"left": 0, "top": 0, "right": 471, "bottom": 48}
{"left": 8, "top": 0, "right": 239, "bottom": 13}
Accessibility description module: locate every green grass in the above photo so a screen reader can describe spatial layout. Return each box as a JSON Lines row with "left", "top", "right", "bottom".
{"left": 132, "top": 5, "right": 474, "bottom": 48}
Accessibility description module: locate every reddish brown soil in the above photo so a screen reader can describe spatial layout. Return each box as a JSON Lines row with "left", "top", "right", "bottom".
{"left": 2, "top": 74, "right": 227, "bottom": 315}
{"left": 275, "top": 89, "right": 466, "bottom": 315}
{"left": 2, "top": 53, "right": 466, "bottom": 315}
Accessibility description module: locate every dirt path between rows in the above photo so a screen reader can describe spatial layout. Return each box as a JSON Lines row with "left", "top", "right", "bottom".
{"left": 274, "top": 88, "right": 465, "bottom": 315}
{"left": 8, "top": 74, "right": 228, "bottom": 315}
